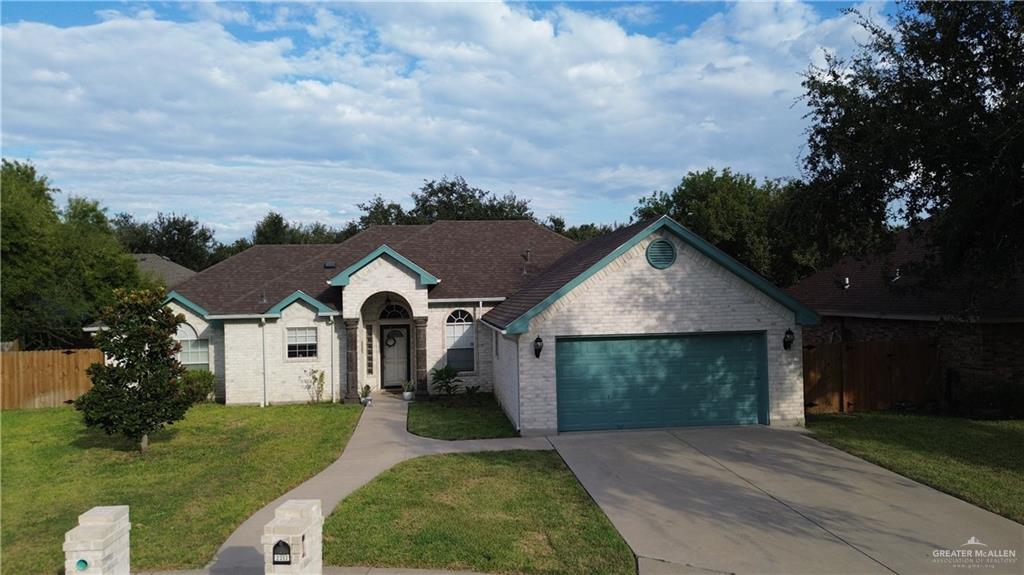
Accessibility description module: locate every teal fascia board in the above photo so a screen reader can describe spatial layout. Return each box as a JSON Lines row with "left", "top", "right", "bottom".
{"left": 164, "top": 291, "right": 210, "bottom": 319}
{"left": 267, "top": 290, "right": 335, "bottom": 316}
{"left": 504, "top": 216, "right": 820, "bottom": 334}
{"left": 328, "top": 244, "right": 439, "bottom": 287}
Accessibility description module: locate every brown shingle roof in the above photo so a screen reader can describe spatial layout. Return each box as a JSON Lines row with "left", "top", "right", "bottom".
{"left": 133, "top": 254, "right": 196, "bottom": 288}
{"left": 172, "top": 221, "right": 575, "bottom": 315}
{"left": 482, "top": 219, "right": 654, "bottom": 329}
{"left": 787, "top": 223, "right": 1024, "bottom": 320}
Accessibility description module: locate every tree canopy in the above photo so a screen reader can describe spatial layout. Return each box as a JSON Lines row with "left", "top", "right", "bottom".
{"left": 113, "top": 212, "right": 220, "bottom": 271}
{"left": 801, "top": 0, "right": 1024, "bottom": 290}
{"left": 1, "top": 160, "right": 146, "bottom": 347}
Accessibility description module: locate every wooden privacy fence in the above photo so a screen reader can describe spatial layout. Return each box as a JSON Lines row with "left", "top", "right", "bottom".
{"left": 803, "top": 339, "right": 940, "bottom": 414}
{"left": 1, "top": 349, "right": 103, "bottom": 409}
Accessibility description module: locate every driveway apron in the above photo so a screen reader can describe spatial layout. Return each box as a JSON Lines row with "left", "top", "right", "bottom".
{"left": 551, "top": 427, "right": 1022, "bottom": 575}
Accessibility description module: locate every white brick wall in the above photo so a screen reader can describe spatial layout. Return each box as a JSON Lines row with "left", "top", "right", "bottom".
{"left": 426, "top": 303, "right": 495, "bottom": 392}
{"left": 489, "top": 328, "right": 520, "bottom": 429}
{"left": 514, "top": 230, "right": 805, "bottom": 435}
{"left": 168, "top": 302, "right": 225, "bottom": 401}
{"left": 343, "top": 255, "right": 429, "bottom": 318}
{"left": 222, "top": 302, "right": 345, "bottom": 405}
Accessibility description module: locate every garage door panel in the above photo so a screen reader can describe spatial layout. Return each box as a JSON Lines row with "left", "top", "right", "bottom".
{"left": 556, "top": 333, "right": 766, "bottom": 431}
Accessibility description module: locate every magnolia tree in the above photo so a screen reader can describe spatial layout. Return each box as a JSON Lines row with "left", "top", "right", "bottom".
{"left": 76, "top": 288, "right": 191, "bottom": 452}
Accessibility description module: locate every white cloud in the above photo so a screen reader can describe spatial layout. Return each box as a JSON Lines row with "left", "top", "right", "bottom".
{"left": 1, "top": 2, "right": 881, "bottom": 239}
{"left": 608, "top": 4, "right": 661, "bottom": 26}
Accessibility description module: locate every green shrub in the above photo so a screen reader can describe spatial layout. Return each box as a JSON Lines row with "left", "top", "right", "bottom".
{"left": 429, "top": 365, "right": 462, "bottom": 396}
{"left": 180, "top": 370, "right": 216, "bottom": 404}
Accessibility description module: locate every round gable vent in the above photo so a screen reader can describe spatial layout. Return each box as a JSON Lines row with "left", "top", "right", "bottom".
{"left": 646, "top": 239, "right": 676, "bottom": 269}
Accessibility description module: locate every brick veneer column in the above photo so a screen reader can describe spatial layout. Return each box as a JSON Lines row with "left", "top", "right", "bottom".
{"left": 414, "top": 316, "right": 428, "bottom": 396}
{"left": 343, "top": 318, "right": 360, "bottom": 403}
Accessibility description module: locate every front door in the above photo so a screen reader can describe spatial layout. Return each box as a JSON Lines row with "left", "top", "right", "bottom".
{"left": 380, "top": 326, "right": 410, "bottom": 388}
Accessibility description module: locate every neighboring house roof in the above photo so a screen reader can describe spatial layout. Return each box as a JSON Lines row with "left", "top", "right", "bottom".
{"left": 482, "top": 216, "right": 820, "bottom": 333}
{"left": 787, "top": 223, "right": 1023, "bottom": 321}
{"left": 133, "top": 254, "right": 196, "bottom": 288}
{"left": 169, "top": 220, "right": 575, "bottom": 317}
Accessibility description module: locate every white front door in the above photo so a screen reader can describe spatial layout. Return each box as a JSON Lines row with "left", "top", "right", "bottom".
{"left": 380, "top": 326, "right": 409, "bottom": 388}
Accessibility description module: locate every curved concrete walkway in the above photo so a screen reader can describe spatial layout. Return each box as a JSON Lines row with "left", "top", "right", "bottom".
{"left": 208, "top": 393, "right": 551, "bottom": 574}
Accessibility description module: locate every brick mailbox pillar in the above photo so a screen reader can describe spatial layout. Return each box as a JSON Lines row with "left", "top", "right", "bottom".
{"left": 262, "top": 499, "right": 323, "bottom": 575}
{"left": 63, "top": 506, "right": 131, "bottom": 575}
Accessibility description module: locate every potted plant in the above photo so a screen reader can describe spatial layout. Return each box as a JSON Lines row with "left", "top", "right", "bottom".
{"left": 359, "top": 384, "right": 372, "bottom": 406}
{"left": 402, "top": 380, "right": 415, "bottom": 401}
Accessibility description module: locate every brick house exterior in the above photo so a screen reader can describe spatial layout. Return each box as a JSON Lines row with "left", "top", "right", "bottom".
{"left": 164, "top": 216, "right": 818, "bottom": 435}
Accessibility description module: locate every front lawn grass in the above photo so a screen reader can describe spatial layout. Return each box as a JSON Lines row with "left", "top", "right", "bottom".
{"left": 323, "top": 450, "right": 635, "bottom": 575}
{"left": 807, "top": 412, "right": 1024, "bottom": 523}
{"left": 407, "top": 393, "right": 517, "bottom": 440}
{"left": 0, "top": 403, "right": 361, "bottom": 574}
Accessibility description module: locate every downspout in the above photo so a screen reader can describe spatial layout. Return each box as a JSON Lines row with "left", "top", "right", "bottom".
{"left": 260, "top": 317, "right": 268, "bottom": 408}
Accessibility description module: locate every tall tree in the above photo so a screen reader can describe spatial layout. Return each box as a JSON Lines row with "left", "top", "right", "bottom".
{"left": 251, "top": 212, "right": 297, "bottom": 244}
{"left": 635, "top": 168, "right": 778, "bottom": 279}
{"left": 544, "top": 216, "right": 623, "bottom": 242}
{"left": 357, "top": 196, "right": 411, "bottom": 227}
{"left": 409, "top": 176, "right": 534, "bottom": 222}
{"left": 802, "top": 1, "right": 1024, "bottom": 292}
{"left": 113, "top": 212, "right": 219, "bottom": 271}
{"left": 1, "top": 161, "right": 145, "bottom": 347}
{"left": 1, "top": 160, "right": 62, "bottom": 343}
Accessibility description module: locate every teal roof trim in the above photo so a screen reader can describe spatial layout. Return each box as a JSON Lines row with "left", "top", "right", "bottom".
{"left": 504, "top": 216, "right": 820, "bottom": 334}
{"left": 266, "top": 290, "right": 335, "bottom": 316}
{"left": 328, "top": 244, "right": 439, "bottom": 287}
{"left": 164, "top": 291, "right": 210, "bottom": 319}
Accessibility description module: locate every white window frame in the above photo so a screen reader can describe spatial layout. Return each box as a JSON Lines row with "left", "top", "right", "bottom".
{"left": 176, "top": 323, "right": 209, "bottom": 371}
{"left": 286, "top": 327, "right": 318, "bottom": 359}
{"left": 445, "top": 309, "right": 475, "bottom": 373}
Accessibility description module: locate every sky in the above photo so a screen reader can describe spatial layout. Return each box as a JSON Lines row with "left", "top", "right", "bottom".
{"left": 1, "top": 1, "right": 890, "bottom": 241}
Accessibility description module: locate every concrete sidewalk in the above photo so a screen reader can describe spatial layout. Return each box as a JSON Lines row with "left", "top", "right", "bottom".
{"left": 208, "top": 393, "right": 551, "bottom": 574}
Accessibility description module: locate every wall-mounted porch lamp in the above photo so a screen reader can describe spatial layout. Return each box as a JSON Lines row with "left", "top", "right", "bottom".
{"left": 533, "top": 336, "right": 544, "bottom": 358}
{"left": 783, "top": 329, "right": 795, "bottom": 351}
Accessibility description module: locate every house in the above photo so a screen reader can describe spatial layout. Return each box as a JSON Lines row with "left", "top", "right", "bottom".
{"left": 788, "top": 222, "right": 1024, "bottom": 392}
{"left": 133, "top": 254, "right": 196, "bottom": 289}
{"left": 166, "top": 216, "right": 818, "bottom": 435}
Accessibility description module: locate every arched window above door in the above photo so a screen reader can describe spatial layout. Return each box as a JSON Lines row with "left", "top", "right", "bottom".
{"left": 379, "top": 303, "right": 410, "bottom": 319}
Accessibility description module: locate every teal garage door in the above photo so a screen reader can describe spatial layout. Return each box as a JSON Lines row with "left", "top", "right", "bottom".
{"left": 556, "top": 333, "right": 767, "bottom": 432}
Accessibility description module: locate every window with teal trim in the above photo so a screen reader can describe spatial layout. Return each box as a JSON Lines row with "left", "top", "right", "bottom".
{"left": 646, "top": 239, "right": 676, "bottom": 269}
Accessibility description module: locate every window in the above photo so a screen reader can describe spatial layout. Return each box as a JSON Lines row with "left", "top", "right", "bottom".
{"left": 379, "top": 304, "right": 410, "bottom": 319}
{"left": 287, "top": 327, "right": 318, "bottom": 358}
{"left": 445, "top": 310, "right": 475, "bottom": 372}
{"left": 177, "top": 324, "right": 209, "bottom": 371}
{"left": 494, "top": 330, "right": 499, "bottom": 358}
{"left": 366, "top": 325, "right": 374, "bottom": 374}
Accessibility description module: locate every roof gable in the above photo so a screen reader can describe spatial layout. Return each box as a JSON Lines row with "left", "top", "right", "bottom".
{"left": 327, "top": 244, "right": 439, "bottom": 287}
{"left": 266, "top": 290, "right": 338, "bottom": 316}
{"left": 485, "top": 216, "right": 820, "bottom": 334}
{"left": 165, "top": 290, "right": 210, "bottom": 318}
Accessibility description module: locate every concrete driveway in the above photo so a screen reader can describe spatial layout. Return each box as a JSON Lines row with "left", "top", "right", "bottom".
{"left": 551, "top": 426, "right": 1022, "bottom": 575}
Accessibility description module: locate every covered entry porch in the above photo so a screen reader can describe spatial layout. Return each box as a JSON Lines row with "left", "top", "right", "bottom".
{"left": 344, "top": 291, "right": 428, "bottom": 402}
